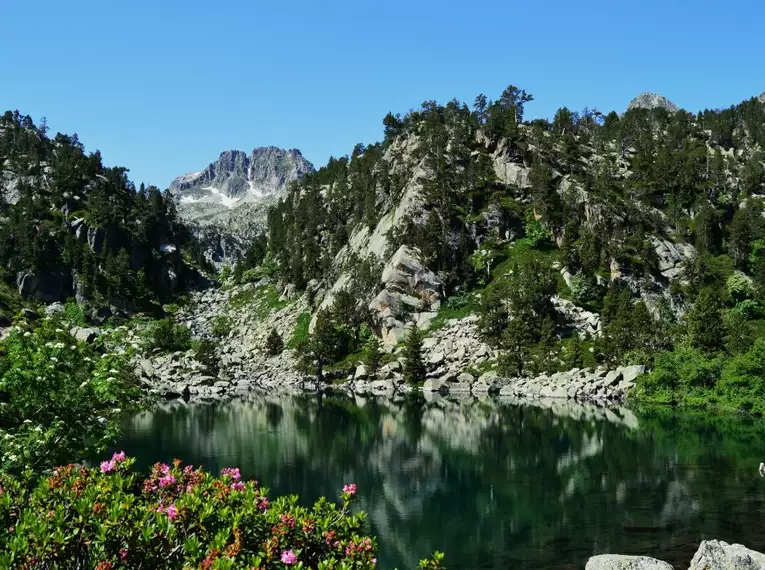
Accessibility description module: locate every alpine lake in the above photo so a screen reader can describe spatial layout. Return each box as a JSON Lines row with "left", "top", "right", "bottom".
{"left": 115, "top": 390, "right": 765, "bottom": 570}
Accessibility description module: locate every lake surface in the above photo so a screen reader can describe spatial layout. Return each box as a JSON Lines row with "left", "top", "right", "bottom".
{"left": 116, "top": 392, "right": 765, "bottom": 570}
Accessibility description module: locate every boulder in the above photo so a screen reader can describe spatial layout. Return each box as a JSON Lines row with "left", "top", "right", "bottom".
{"left": 620, "top": 365, "right": 645, "bottom": 385}
{"left": 21, "top": 308, "right": 39, "bottom": 321}
{"left": 355, "top": 364, "right": 369, "bottom": 380}
{"left": 689, "top": 540, "right": 765, "bottom": 570}
{"left": 44, "top": 302, "right": 66, "bottom": 316}
{"left": 428, "top": 352, "right": 445, "bottom": 366}
{"left": 71, "top": 327, "right": 101, "bottom": 343}
{"left": 422, "top": 379, "right": 447, "bottom": 393}
{"left": 456, "top": 372, "right": 475, "bottom": 384}
{"left": 585, "top": 555, "right": 673, "bottom": 570}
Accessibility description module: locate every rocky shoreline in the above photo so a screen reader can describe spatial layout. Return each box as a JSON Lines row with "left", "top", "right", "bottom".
{"left": 114, "top": 281, "right": 651, "bottom": 403}
{"left": 587, "top": 540, "right": 765, "bottom": 570}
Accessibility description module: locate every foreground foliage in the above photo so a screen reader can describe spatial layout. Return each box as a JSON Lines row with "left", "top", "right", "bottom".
{"left": 0, "top": 320, "right": 139, "bottom": 472}
{"left": 0, "top": 454, "right": 442, "bottom": 569}
{"left": 635, "top": 339, "right": 765, "bottom": 414}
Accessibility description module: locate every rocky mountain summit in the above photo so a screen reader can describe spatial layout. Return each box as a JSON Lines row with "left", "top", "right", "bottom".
{"left": 169, "top": 147, "right": 314, "bottom": 262}
{"left": 627, "top": 92, "right": 679, "bottom": 113}
{"left": 170, "top": 147, "right": 313, "bottom": 205}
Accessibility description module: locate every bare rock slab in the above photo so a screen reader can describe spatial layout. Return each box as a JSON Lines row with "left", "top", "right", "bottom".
{"left": 586, "top": 555, "right": 672, "bottom": 570}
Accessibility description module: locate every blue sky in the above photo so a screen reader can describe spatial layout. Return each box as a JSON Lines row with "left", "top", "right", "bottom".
{"left": 3, "top": 0, "right": 763, "bottom": 189}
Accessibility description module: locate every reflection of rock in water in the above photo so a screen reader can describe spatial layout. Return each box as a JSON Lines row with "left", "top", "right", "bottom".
{"left": 119, "top": 391, "right": 763, "bottom": 570}
{"left": 661, "top": 481, "right": 700, "bottom": 525}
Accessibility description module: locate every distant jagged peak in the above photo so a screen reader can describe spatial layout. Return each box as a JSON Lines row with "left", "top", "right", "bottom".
{"left": 627, "top": 92, "right": 679, "bottom": 113}
{"left": 169, "top": 146, "right": 314, "bottom": 207}
{"left": 759, "top": 92, "right": 765, "bottom": 104}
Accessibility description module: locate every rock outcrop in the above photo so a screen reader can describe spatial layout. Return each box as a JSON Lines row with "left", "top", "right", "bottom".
{"left": 627, "top": 92, "right": 679, "bottom": 114}
{"left": 369, "top": 246, "right": 443, "bottom": 345}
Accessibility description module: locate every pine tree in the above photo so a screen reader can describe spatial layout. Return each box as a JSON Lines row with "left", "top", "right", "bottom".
{"left": 266, "top": 328, "right": 284, "bottom": 356}
{"left": 687, "top": 288, "right": 725, "bottom": 353}
{"left": 403, "top": 326, "right": 425, "bottom": 384}
{"left": 364, "top": 336, "right": 382, "bottom": 375}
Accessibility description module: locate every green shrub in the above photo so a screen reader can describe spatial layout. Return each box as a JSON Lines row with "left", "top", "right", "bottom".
{"left": 569, "top": 272, "right": 599, "bottom": 303}
{"left": 63, "top": 299, "right": 86, "bottom": 325}
{"left": 0, "top": 455, "right": 394, "bottom": 569}
{"left": 151, "top": 319, "right": 192, "bottom": 352}
{"left": 727, "top": 273, "right": 754, "bottom": 303}
{"left": 523, "top": 210, "right": 552, "bottom": 247}
{"left": 211, "top": 315, "right": 233, "bottom": 338}
{"left": 0, "top": 322, "right": 139, "bottom": 472}
{"left": 163, "top": 303, "right": 182, "bottom": 316}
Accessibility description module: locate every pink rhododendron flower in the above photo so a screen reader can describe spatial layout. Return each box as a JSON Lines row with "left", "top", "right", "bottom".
{"left": 221, "top": 467, "right": 241, "bottom": 481}
{"left": 112, "top": 451, "right": 126, "bottom": 463}
{"left": 231, "top": 480, "right": 245, "bottom": 491}
{"left": 100, "top": 460, "right": 115, "bottom": 473}
{"left": 342, "top": 483, "right": 357, "bottom": 495}
{"left": 281, "top": 550, "right": 298, "bottom": 565}
{"left": 119, "top": 548, "right": 128, "bottom": 561}
{"left": 372, "top": 558, "right": 377, "bottom": 566}
{"left": 166, "top": 504, "right": 178, "bottom": 520}
{"left": 258, "top": 497, "right": 269, "bottom": 511}
{"left": 158, "top": 474, "right": 176, "bottom": 488}
{"left": 159, "top": 463, "right": 170, "bottom": 475}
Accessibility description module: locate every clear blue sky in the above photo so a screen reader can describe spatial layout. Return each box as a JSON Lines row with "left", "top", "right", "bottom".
{"left": 3, "top": 0, "right": 763, "bottom": 189}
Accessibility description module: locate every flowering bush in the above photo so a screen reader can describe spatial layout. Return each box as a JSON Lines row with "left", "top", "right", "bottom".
{"left": 0, "top": 321, "right": 139, "bottom": 472}
{"left": 0, "top": 454, "right": 404, "bottom": 570}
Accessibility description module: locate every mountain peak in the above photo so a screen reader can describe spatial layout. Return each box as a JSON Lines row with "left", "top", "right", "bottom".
{"left": 627, "top": 92, "right": 679, "bottom": 113}
{"left": 759, "top": 92, "right": 765, "bottom": 104}
{"left": 170, "top": 147, "right": 314, "bottom": 207}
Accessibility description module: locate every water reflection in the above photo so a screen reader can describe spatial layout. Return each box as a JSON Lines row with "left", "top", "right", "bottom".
{"left": 119, "top": 392, "right": 765, "bottom": 570}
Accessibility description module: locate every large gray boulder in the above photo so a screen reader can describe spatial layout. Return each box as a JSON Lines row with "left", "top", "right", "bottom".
{"left": 689, "top": 540, "right": 765, "bottom": 570}
{"left": 586, "top": 555, "right": 672, "bottom": 570}
{"left": 70, "top": 327, "right": 101, "bottom": 343}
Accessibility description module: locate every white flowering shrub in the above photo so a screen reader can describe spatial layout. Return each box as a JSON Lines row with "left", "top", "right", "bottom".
{"left": 0, "top": 321, "right": 139, "bottom": 472}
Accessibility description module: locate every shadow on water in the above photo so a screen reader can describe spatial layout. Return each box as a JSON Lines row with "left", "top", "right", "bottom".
{"left": 116, "top": 392, "right": 765, "bottom": 570}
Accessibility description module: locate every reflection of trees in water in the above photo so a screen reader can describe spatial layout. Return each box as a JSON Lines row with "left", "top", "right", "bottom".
{"left": 120, "top": 394, "right": 765, "bottom": 570}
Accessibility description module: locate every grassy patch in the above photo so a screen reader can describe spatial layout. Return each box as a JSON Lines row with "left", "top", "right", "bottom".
{"left": 326, "top": 347, "right": 367, "bottom": 372}
{"left": 229, "top": 285, "right": 290, "bottom": 319}
{"left": 288, "top": 313, "right": 312, "bottom": 349}
{"left": 430, "top": 292, "right": 481, "bottom": 330}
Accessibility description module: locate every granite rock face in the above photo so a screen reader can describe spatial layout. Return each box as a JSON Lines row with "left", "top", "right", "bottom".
{"left": 627, "top": 92, "right": 679, "bottom": 113}
{"left": 170, "top": 147, "right": 313, "bottom": 203}
{"left": 586, "top": 555, "right": 673, "bottom": 570}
